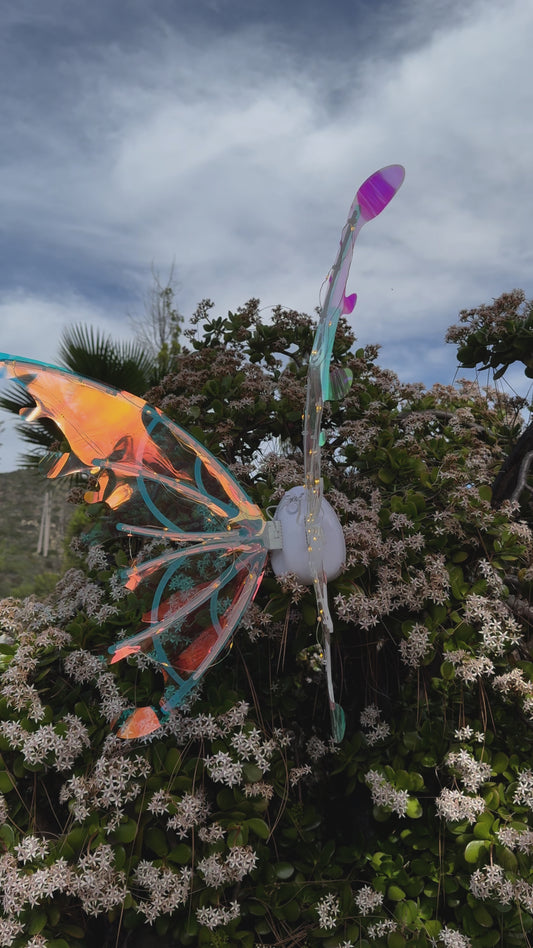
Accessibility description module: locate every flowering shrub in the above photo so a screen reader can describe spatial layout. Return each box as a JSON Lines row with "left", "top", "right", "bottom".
{"left": 1, "top": 294, "right": 533, "bottom": 946}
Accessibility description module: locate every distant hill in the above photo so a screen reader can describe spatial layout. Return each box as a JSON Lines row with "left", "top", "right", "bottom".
{"left": 0, "top": 469, "right": 71, "bottom": 597}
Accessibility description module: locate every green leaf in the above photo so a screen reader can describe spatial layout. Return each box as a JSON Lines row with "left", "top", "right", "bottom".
{"left": 112, "top": 845, "right": 127, "bottom": 870}
{"left": 388, "top": 934, "right": 406, "bottom": 948}
{"left": 47, "top": 905, "right": 61, "bottom": 927}
{"left": 388, "top": 884, "right": 406, "bottom": 901}
{"left": 473, "top": 905, "right": 493, "bottom": 928}
{"left": 476, "top": 931, "right": 504, "bottom": 947}
{"left": 302, "top": 602, "right": 317, "bottom": 626}
{"left": 494, "top": 843, "right": 518, "bottom": 871}
{"left": 165, "top": 747, "right": 182, "bottom": 774}
{"left": 59, "top": 925, "right": 86, "bottom": 939}
{"left": 378, "top": 467, "right": 395, "bottom": 484}
{"left": 464, "top": 839, "right": 489, "bottom": 863}
{"left": 478, "top": 484, "right": 492, "bottom": 503}
{"left": 217, "top": 788, "right": 236, "bottom": 810}
{"left": 473, "top": 813, "right": 494, "bottom": 840}
{"left": 402, "top": 731, "right": 420, "bottom": 750}
{"left": 243, "top": 763, "right": 264, "bottom": 782}
{"left": 373, "top": 805, "right": 393, "bottom": 822}
{"left": 406, "top": 797, "right": 423, "bottom": 819}
{"left": 248, "top": 901, "right": 267, "bottom": 916}
{"left": 275, "top": 862, "right": 295, "bottom": 879}
{"left": 491, "top": 752, "right": 509, "bottom": 774}
{"left": 64, "top": 827, "right": 87, "bottom": 856}
{"left": 227, "top": 827, "right": 246, "bottom": 846}
{"left": 0, "top": 771, "right": 13, "bottom": 794}
{"left": 394, "top": 899, "right": 418, "bottom": 925}
{"left": 370, "top": 851, "right": 388, "bottom": 869}
{"left": 245, "top": 818, "right": 270, "bottom": 840}
{"left": 145, "top": 826, "right": 168, "bottom": 857}
{"left": 29, "top": 911, "right": 47, "bottom": 935}
{"left": 114, "top": 819, "right": 138, "bottom": 843}
{"left": 284, "top": 901, "right": 300, "bottom": 922}
{"left": 169, "top": 843, "right": 192, "bottom": 865}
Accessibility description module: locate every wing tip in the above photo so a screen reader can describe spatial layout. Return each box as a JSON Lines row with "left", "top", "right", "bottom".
{"left": 115, "top": 706, "right": 163, "bottom": 739}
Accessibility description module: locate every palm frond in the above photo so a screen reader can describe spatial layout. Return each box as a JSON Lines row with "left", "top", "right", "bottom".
{"left": 58, "top": 324, "right": 156, "bottom": 395}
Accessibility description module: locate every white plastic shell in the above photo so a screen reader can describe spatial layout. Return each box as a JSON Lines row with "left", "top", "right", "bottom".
{"left": 269, "top": 485, "right": 346, "bottom": 585}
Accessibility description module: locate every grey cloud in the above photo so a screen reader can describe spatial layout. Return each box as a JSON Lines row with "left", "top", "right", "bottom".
{"left": 1, "top": 0, "right": 532, "bottom": 470}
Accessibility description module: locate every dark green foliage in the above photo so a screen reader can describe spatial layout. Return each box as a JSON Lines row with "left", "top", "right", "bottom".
{"left": 447, "top": 288, "right": 533, "bottom": 379}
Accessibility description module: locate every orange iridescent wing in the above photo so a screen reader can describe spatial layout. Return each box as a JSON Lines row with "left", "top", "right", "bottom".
{"left": 0, "top": 355, "right": 268, "bottom": 737}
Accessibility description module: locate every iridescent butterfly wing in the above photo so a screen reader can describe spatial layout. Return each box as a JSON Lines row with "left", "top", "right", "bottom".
{"left": 0, "top": 356, "right": 269, "bottom": 737}
{"left": 304, "top": 165, "right": 405, "bottom": 741}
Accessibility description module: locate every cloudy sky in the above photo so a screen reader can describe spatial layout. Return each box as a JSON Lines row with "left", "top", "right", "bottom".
{"left": 1, "top": 0, "right": 532, "bottom": 469}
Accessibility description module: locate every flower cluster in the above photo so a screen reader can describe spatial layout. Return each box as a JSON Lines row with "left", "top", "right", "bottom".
{"left": 54, "top": 568, "right": 119, "bottom": 624}
{"left": 365, "top": 770, "right": 409, "bottom": 817}
{"left": 204, "top": 750, "right": 244, "bottom": 787}
{"left": 367, "top": 918, "right": 397, "bottom": 939}
{"left": 445, "top": 650, "right": 494, "bottom": 683}
{"left": 166, "top": 790, "right": 211, "bottom": 837}
{"left": 497, "top": 825, "right": 533, "bottom": 852}
{"left": 492, "top": 667, "right": 533, "bottom": 719}
{"left": 289, "top": 764, "right": 313, "bottom": 786}
{"left": 464, "top": 593, "right": 521, "bottom": 656}
{"left": 335, "top": 491, "right": 451, "bottom": 630}
{"left": 74, "top": 844, "right": 127, "bottom": 916}
{"left": 316, "top": 892, "right": 340, "bottom": 930}
{"left": 230, "top": 726, "right": 277, "bottom": 772}
{"left": 197, "top": 845, "right": 258, "bottom": 886}
{"left": 0, "top": 602, "right": 70, "bottom": 723}
{"left": 454, "top": 726, "right": 484, "bottom": 742}
{"left": 135, "top": 861, "right": 192, "bottom": 923}
{"left": 306, "top": 734, "right": 330, "bottom": 761}
{"left": 14, "top": 836, "right": 48, "bottom": 865}
{"left": 469, "top": 864, "right": 514, "bottom": 903}
{"left": 0, "top": 844, "right": 126, "bottom": 921}
{"left": 198, "top": 822, "right": 226, "bottom": 843}
{"left": 445, "top": 750, "right": 491, "bottom": 792}
{"left": 439, "top": 926, "right": 471, "bottom": 948}
{"left": 0, "top": 851, "right": 73, "bottom": 916}
{"left": 435, "top": 788, "right": 485, "bottom": 824}
{"left": 196, "top": 900, "right": 240, "bottom": 930}
{"left": 0, "top": 713, "right": 90, "bottom": 771}
{"left": 63, "top": 649, "right": 128, "bottom": 722}
{"left": 468, "top": 862, "right": 533, "bottom": 914}
{"left": 59, "top": 741, "right": 150, "bottom": 823}
{"left": 513, "top": 769, "right": 533, "bottom": 808}
{"left": 243, "top": 780, "right": 274, "bottom": 800}
{"left": 399, "top": 622, "right": 431, "bottom": 668}
{"left": 354, "top": 885, "right": 384, "bottom": 914}
{"left": 360, "top": 705, "right": 391, "bottom": 745}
